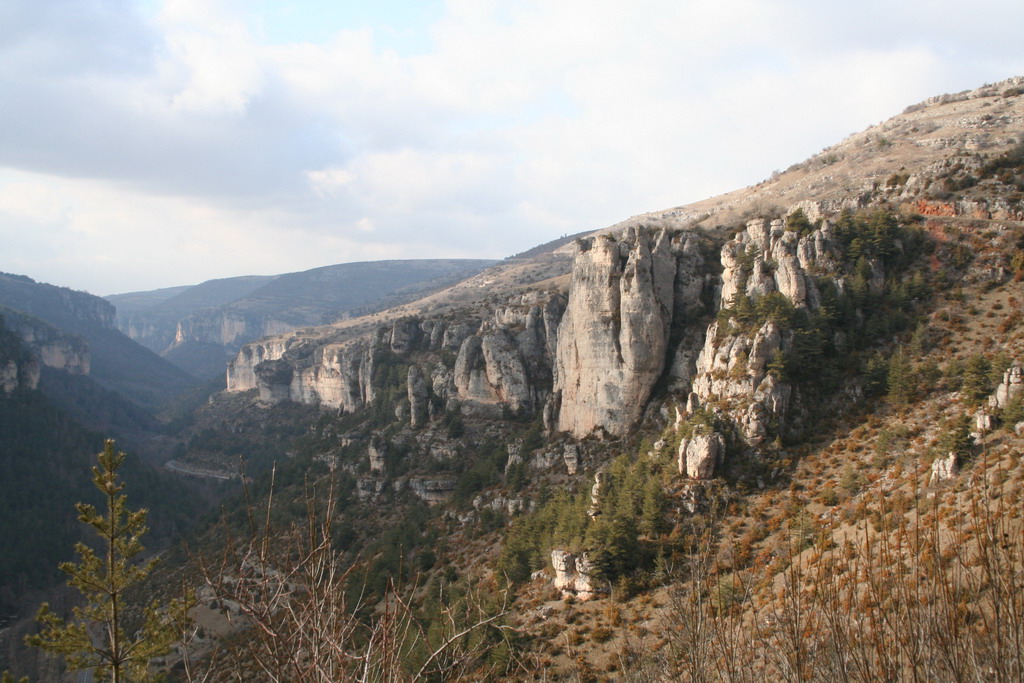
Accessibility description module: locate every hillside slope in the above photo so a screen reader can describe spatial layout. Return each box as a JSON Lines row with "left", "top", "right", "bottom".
{"left": 0, "top": 314, "right": 206, "bottom": 628}
{"left": 0, "top": 274, "right": 199, "bottom": 411}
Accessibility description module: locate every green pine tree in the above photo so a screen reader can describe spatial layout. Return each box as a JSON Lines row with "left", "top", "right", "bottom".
{"left": 26, "top": 440, "right": 190, "bottom": 682}
{"left": 960, "top": 354, "right": 992, "bottom": 404}
{"left": 938, "top": 415, "right": 974, "bottom": 458}
{"left": 886, "top": 348, "right": 916, "bottom": 406}
{"left": 639, "top": 479, "right": 666, "bottom": 538}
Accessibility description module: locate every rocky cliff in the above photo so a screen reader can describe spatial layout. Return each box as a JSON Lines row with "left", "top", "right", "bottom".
{"left": 220, "top": 203, "right": 981, "bottom": 455}
{"left": 0, "top": 273, "right": 198, "bottom": 410}
{"left": 229, "top": 292, "right": 565, "bottom": 422}
{"left": 220, "top": 77, "right": 1024, "bottom": 464}
{"left": 0, "top": 307, "right": 90, "bottom": 376}
{"left": 0, "top": 319, "right": 39, "bottom": 393}
{"left": 551, "top": 228, "right": 709, "bottom": 437}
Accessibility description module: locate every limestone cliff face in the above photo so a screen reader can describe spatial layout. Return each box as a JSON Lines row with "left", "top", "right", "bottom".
{"left": 1, "top": 356, "right": 39, "bottom": 393}
{"left": 117, "top": 313, "right": 174, "bottom": 353}
{"left": 237, "top": 338, "right": 377, "bottom": 411}
{"left": 10, "top": 322, "right": 90, "bottom": 376}
{"left": 225, "top": 216, "right": 853, "bottom": 444}
{"left": 452, "top": 329, "right": 532, "bottom": 415}
{"left": 2, "top": 310, "right": 90, "bottom": 376}
{"left": 290, "top": 341, "right": 377, "bottom": 411}
{"left": 554, "top": 228, "right": 676, "bottom": 437}
{"left": 226, "top": 225, "right": 701, "bottom": 439}
{"left": 174, "top": 311, "right": 294, "bottom": 350}
{"left": 228, "top": 300, "right": 563, "bottom": 420}
{"left": 227, "top": 337, "right": 293, "bottom": 392}
{"left": 691, "top": 320, "right": 792, "bottom": 445}
{"left": 229, "top": 327, "right": 383, "bottom": 410}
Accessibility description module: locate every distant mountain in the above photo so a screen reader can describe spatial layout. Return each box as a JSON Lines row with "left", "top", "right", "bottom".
{"left": 108, "top": 275, "right": 277, "bottom": 347}
{"left": 106, "top": 259, "right": 497, "bottom": 379}
{"left": 0, "top": 273, "right": 199, "bottom": 411}
{"left": 103, "top": 284, "right": 193, "bottom": 313}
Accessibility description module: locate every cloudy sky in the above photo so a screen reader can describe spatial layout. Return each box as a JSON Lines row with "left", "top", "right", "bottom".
{"left": 1, "top": 0, "right": 1022, "bottom": 296}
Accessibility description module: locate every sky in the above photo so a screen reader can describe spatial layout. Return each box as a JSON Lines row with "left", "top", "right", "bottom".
{"left": 1, "top": 1, "right": 1023, "bottom": 296}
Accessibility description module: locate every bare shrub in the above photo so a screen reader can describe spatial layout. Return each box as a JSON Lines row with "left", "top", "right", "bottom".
{"left": 190, "top": 467, "right": 518, "bottom": 682}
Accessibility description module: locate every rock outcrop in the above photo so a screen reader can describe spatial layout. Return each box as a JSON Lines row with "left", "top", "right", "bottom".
{"left": 678, "top": 432, "right": 726, "bottom": 479}
{"left": 452, "top": 332, "right": 531, "bottom": 415}
{"left": 688, "top": 216, "right": 842, "bottom": 446}
{"left": 230, "top": 294, "right": 562, "bottom": 422}
{"left": 407, "top": 365, "right": 429, "bottom": 428}
{"left": 691, "top": 320, "right": 792, "bottom": 445}
{"left": 551, "top": 549, "right": 604, "bottom": 600}
{"left": 230, "top": 337, "right": 377, "bottom": 412}
{"left": 554, "top": 229, "right": 676, "bottom": 437}
{"left": 404, "top": 477, "right": 457, "bottom": 504}
{"left": 224, "top": 210, "right": 874, "bottom": 449}
{"left": 989, "top": 364, "right": 1023, "bottom": 411}
{"left": 930, "top": 452, "right": 958, "bottom": 484}
{"left": 3, "top": 312, "right": 90, "bottom": 376}
{"left": 227, "top": 337, "right": 293, "bottom": 392}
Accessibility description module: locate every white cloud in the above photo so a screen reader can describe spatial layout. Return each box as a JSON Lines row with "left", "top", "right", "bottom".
{"left": 1, "top": 0, "right": 1023, "bottom": 294}
{"left": 307, "top": 167, "right": 356, "bottom": 197}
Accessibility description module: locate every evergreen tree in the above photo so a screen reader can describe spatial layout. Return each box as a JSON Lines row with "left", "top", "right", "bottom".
{"left": 938, "top": 415, "right": 973, "bottom": 459}
{"left": 785, "top": 209, "right": 814, "bottom": 236}
{"left": 639, "top": 479, "right": 667, "bottom": 538}
{"left": 960, "top": 354, "right": 992, "bottom": 404}
{"left": 886, "top": 348, "right": 916, "bottom": 406}
{"left": 26, "top": 440, "right": 190, "bottom": 682}
{"left": 863, "top": 352, "right": 889, "bottom": 398}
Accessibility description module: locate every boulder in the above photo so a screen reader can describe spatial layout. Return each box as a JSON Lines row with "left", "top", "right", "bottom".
{"left": 550, "top": 549, "right": 604, "bottom": 600}
{"left": 678, "top": 432, "right": 726, "bottom": 479}
{"left": 930, "top": 453, "right": 958, "bottom": 484}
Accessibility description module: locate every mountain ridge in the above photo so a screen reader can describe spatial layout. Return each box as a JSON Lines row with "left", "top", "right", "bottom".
{"left": 0, "top": 273, "right": 199, "bottom": 411}
{"left": 106, "top": 259, "right": 499, "bottom": 379}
